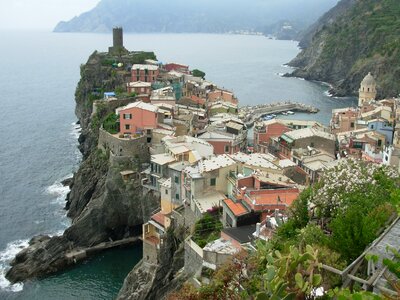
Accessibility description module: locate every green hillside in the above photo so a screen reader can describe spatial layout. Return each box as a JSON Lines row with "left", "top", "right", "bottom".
{"left": 290, "top": 0, "right": 400, "bottom": 98}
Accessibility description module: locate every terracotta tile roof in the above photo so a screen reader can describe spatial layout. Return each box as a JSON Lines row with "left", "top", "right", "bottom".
{"left": 244, "top": 188, "right": 299, "bottom": 211}
{"left": 151, "top": 212, "right": 166, "bottom": 227}
{"left": 191, "top": 95, "right": 206, "bottom": 105}
{"left": 223, "top": 199, "right": 249, "bottom": 217}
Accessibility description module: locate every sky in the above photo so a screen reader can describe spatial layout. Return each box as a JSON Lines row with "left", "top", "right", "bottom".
{"left": 0, "top": 0, "right": 100, "bottom": 30}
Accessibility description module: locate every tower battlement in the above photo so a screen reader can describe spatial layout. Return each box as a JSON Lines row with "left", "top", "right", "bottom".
{"left": 109, "top": 27, "right": 128, "bottom": 55}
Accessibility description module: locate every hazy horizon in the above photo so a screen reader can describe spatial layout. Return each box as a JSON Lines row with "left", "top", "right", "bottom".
{"left": 0, "top": 0, "right": 100, "bottom": 30}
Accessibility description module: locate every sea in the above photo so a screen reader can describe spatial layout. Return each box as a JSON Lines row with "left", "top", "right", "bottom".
{"left": 0, "top": 31, "right": 357, "bottom": 300}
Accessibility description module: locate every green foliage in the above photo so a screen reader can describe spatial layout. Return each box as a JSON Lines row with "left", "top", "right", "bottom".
{"left": 192, "top": 213, "right": 223, "bottom": 248}
{"left": 115, "top": 86, "right": 125, "bottom": 95}
{"left": 329, "top": 203, "right": 395, "bottom": 261}
{"left": 130, "top": 51, "right": 157, "bottom": 64}
{"left": 289, "top": 187, "right": 311, "bottom": 228}
{"left": 102, "top": 113, "right": 119, "bottom": 134}
{"left": 192, "top": 69, "right": 206, "bottom": 79}
{"left": 328, "top": 287, "right": 382, "bottom": 300}
{"left": 256, "top": 243, "right": 322, "bottom": 299}
{"left": 299, "top": 0, "right": 400, "bottom": 98}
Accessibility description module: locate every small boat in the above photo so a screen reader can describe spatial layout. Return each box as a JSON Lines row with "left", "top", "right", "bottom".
{"left": 263, "top": 115, "right": 275, "bottom": 120}
{"left": 287, "top": 111, "right": 295, "bottom": 115}
{"left": 281, "top": 112, "right": 288, "bottom": 115}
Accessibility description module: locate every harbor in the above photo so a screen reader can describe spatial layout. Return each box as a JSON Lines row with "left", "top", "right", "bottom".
{"left": 239, "top": 101, "right": 319, "bottom": 127}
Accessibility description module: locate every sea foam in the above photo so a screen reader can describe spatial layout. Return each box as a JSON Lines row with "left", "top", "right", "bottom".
{"left": 0, "top": 239, "right": 29, "bottom": 292}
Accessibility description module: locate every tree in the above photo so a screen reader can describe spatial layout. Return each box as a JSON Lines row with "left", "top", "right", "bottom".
{"left": 192, "top": 69, "right": 206, "bottom": 79}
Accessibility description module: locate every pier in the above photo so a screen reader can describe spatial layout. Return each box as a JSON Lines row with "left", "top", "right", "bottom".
{"left": 65, "top": 236, "right": 141, "bottom": 263}
{"left": 239, "top": 101, "right": 319, "bottom": 127}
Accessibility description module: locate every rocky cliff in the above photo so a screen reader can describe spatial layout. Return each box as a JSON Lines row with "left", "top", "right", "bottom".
{"left": 288, "top": 0, "right": 400, "bottom": 98}
{"left": 6, "top": 50, "right": 159, "bottom": 283}
{"left": 117, "top": 226, "right": 187, "bottom": 300}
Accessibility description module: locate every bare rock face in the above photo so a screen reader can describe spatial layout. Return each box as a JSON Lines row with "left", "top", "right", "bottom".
{"left": 6, "top": 235, "right": 73, "bottom": 283}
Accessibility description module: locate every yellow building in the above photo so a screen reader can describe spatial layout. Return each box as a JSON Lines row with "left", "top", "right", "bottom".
{"left": 359, "top": 72, "right": 377, "bottom": 107}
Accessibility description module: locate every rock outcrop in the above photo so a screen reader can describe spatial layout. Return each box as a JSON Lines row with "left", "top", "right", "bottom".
{"left": 117, "top": 226, "right": 187, "bottom": 300}
{"left": 287, "top": 0, "right": 400, "bottom": 98}
{"left": 6, "top": 50, "right": 159, "bottom": 283}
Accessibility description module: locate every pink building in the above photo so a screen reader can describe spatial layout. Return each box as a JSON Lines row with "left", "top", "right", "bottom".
{"left": 131, "top": 64, "right": 160, "bottom": 83}
{"left": 164, "top": 63, "right": 189, "bottom": 74}
{"left": 208, "top": 89, "right": 238, "bottom": 105}
{"left": 118, "top": 101, "right": 159, "bottom": 135}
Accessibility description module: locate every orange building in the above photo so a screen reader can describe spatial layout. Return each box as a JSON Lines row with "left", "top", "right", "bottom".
{"left": 117, "top": 101, "right": 159, "bottom": 135}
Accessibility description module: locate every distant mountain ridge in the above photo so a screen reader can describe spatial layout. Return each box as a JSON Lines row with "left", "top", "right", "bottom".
{"left": 54, "top": 0, "right": 338, "bottom": 35}
{"left": 289, "top": 0, "right": 400, "bottom": 98}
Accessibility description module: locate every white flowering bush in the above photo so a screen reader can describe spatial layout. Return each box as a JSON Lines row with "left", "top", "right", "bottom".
{"left": 311, "top": 158, "right": 399, "bottom": 219}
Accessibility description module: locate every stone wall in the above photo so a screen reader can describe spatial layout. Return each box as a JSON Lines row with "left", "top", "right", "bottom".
{"left": 184, "top": 238, "right": 203, "bottom": 277}
{"left": 98, "top": 128, "right": 150, "bottom": 160}
{"left": 143, "top": 240, "right": 159, "bottom": 265}
{"left": 203, "top": 249, "right": 232, "bottom": 268}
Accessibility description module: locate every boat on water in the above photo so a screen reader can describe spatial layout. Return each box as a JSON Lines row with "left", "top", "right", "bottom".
{"left": 281, "top": 112, "right": 288, "bottom": 115}
{"left": 263, "top": 114, "right": 275, "bottom": 120}
{"left": 287, "top": 111, "right": 295, "bottom": 115}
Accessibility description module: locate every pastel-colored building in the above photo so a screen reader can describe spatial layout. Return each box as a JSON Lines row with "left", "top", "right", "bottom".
{"left": 131, "top": 64, "right": 159, "bottom": 83}
{"left": 208, "top": 89, "right": 238, "bottom": 105}
{"left": 254, "top": 120, "right": 291, "bottom": 153}
{"left": 330, "top": 107, "right": 358, "bottom": 134}
{"left": 126, "top": 81, "right": 152, "bottom": 96}
{"left": 150, "top": 86, "right": 176, "bottom": 107}
{"left": 117, "top": 101, "right": 160, "bottom": 135}
{"left": 165, "top": 63, "right": 190, "bottom": 74}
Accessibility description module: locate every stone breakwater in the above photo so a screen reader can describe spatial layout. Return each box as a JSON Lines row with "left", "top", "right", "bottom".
{"left": 239, "top": 101, "right": 319, "bottom": 127}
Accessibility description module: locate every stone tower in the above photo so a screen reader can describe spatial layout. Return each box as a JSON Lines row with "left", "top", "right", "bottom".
{"left": 358, "top": 72, "right": 377, "bottom": 107}
{"left": 109, "top": 27, "right": 127, "bottom": 55}
{"left": 113, "top": 27, "right": 123, "bottom": 48}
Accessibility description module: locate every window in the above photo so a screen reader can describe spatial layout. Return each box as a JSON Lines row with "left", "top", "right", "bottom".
{"left": 125, "top": 124, "right": 130, "bottom": 130}
{"left": 350, "top": 122, "right": 354, "bottom": 128}
{"left": 175, "top": 176, "right": 179, "bottom": 184}
{"left": 371, "top": 124, "right": 374, "bottom": 130}
{"left": 210, "top": 178, "right": 216, "bottom": 186}
{"left": 176, "top": 194, "right": 179, "bottom": 200}
{"left": 123, "top": 113, "right": 132, "bottom": 119}
{"left": 224, "top": 145, "right": 230, "bottom": 153}
{"left": 136, "top": 76, "right": 140, "bottom": 81}
{"left": 165, "top": 189, "right": 168, "bottom": 195}
{"left": 378, "top": 140, "right": 382, "bottom": 147}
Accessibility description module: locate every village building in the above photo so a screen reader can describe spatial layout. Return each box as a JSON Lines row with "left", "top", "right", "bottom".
{"left": 126, "top": 81, "right": 152, "bottom": 102}
{"left": 116, "top": 101, "right": 161, "bottom": 138}
{"left": 253, "top": 119, "right": 291, "bottom": 153}
{"left": 164, "top": 63, "right": 190, "bottom": 74}
{"left": 198, "top": 117, "right": 247, "bottom": 155}
{"left": 223, "top": 170, "right": 299, "bottom": 228}
{"left": 208, "top": 101, "right": 238, "bottom": 116}
{"left": 183, "top": 155, "right": 237, "bottom": 218}
{"left": 330, "top": 107, "right": 358, "bottom": 134}
{"left": 276, "top": 127, "right": 336, "bottom": 159}
{"left": 208, "top": 89, "right": 239, "bottom": 105}
{"left": 150, "top": 86, "right": 177, "bottom": 107}
{"left": 131, "top": 64, "right": 160, "bottom": 83}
